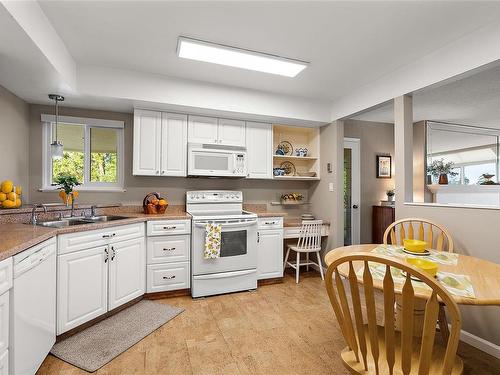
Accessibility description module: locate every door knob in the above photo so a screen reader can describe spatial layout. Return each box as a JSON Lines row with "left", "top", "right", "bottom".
{"left": 352, "top": 205, "right": 359, "bottom": 209}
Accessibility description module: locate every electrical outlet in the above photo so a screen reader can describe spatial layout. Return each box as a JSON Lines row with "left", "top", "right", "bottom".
{"left": 328, "top": 183, "right": 334, "bottom": 192}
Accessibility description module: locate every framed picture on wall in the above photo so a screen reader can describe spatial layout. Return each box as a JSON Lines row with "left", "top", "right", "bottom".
{"left": 376, "top": 155, "right": 392, "bottom": 178}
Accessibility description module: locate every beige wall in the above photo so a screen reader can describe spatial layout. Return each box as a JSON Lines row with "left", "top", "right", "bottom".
{"left": 394, "top": 98, "right": 500, "bottom": 347}
{"left": 28, "top": 104, "right": 311, "bottom": 211}
{"left": 344, "top": 120, "right": 395, "bottom": 244}
{"left": 310, "top": 121, "right": 344, "bottom": 254}
{"left": 0, "top": 85, "right": 30, "bottom": 201}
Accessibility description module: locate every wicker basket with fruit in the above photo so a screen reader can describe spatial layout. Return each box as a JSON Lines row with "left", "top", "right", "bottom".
{"left": 143, "top": 192, "right": 168, "bottom": 214}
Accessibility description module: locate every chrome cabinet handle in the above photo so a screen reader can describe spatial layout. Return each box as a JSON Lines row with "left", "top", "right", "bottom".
{"left": 111, "top": 246, "right": 116, "bottom": 261}
{"left": 102, "top": 233, "right": 116, "bottom": 239}
{"left": 161, "top": 170, "right": 165, "bottom": 175}
{"left": 156, "top": 170, "right": 160, "bottom": 174}
{"left": 104, "top": 248, "right": 109, "bottom": 263}
{"left": 163, "top": 275, "right": 176, "bottom": 280}
{"left": 257, "top": 232, "right": 260, "bottom": 243}
{"left": 265, "top": 221, "right": 277, "bottom": 225}
{"left": 163, "top": 247, "right": 176, "bottom": 251}
{"left": 163, "top": 226, "right": 177, "bottom": 230}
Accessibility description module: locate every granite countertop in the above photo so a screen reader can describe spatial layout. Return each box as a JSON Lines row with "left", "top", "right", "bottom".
{"left": 243, "top": 204, "right": 287, "bottom": 218}
{"left": 0, "top": 211, "right": 191, "bottom": 262}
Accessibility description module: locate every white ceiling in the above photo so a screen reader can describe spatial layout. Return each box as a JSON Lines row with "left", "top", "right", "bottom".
{"left": 37, "top": 1, "right": 500, "bottom": 101}
{"left": 2, "top": 1, "right": 500, "bottom": 123}
{"left": 351, "top": 62, "right": 500, "bottom": 129}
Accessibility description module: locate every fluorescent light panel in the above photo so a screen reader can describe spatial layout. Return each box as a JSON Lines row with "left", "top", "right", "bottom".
{"left": 177, "top": 37, "right": 308, "bottom": 77}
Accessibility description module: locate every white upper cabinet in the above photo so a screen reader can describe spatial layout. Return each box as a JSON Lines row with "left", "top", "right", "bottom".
{"left": 188, "top": 116, "right": 246, "bottom": 147}
{"left": 133, "top": 109, "right": 161, "bottom": 175}
{"left": 134, "top": 109, "right": 188, "bottom": 177}
{"left": 188, "top": 115, "right": 218, "bottom": 144}
{"left": 161, "top": 113, "right": 187, "bottom": 176}
{"left": 108, "top": 237, "right": 145, "bottom": 310}
{"left": 246, "top": 122, "right": 272, "bottom": 179}
{"left": 218, "top": 118, "right": 246, "bottom": 147}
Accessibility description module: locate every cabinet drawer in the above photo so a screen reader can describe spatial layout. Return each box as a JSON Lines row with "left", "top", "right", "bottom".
{"left": 0, "top": 259, "right": 12, "bottom": 296}
{"left": 257, "top": 217, "right": 283, "bottom": 230}
{"left": 146, "top": 262, "right": 190, "bottom": 293}
{"left": 58, "top": 223, "right": 145, "bottom": 255}
{"left": 147, "top": 235, "right": 190, "bottom": 264}
{"left": 147, "top": 220, "right": 190, "bottom": 236}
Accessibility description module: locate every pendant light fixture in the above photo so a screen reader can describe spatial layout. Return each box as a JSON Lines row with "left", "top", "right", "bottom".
{"left": 49, "top": 94, "right": 65, "bottom": 160}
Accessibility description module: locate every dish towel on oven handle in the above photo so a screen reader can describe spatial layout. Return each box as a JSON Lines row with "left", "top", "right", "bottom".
{"left": 204, "top": 222, "right": 222, "bottom": 259}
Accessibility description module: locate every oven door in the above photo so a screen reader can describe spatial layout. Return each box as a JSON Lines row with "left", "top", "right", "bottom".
{"left": 192, "top": 219, "right": 257, "bottom": 275}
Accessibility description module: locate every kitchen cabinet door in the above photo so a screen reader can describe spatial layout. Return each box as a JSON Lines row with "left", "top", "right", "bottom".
{"left": 246, "top": 122, "right": 272, "bottom": 179}
{"left": 108, "top": 237, "right": 145, "bottom": 310}
{"left": 257, "top": 229, "right": 284, "bottom": 280}
{"left": 0, "top": 293, "right": 8, "bottom": 355}
{"left": 161, "top": 113, "right": 187, "bottom": 176}
{"left": 57, "top": 246, "right": 108, "bottom": 334}
{"left": 133, "top": 109, "right": 161, "bottom": 175}
{"left": 188, "top": 115, "right": 218, "bottom": 144}
{"left": 218, "top": 118, "right": 246, "bottom": 147}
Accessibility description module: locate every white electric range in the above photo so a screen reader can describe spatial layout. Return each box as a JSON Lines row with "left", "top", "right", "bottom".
{"left": 186, "top": 191, "right": 258, "bottom": 298}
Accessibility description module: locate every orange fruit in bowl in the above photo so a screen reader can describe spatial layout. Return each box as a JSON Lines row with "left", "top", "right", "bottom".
{"left": 158, "top": 199, "right": 167, "bottom": 206}
{"left": 151, "top": 198, "right": 159, "bottom": 205}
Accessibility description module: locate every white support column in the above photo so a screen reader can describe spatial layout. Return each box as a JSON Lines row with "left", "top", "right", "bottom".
{"left": 394, "top": 95, "right": 413, "bottom": 206}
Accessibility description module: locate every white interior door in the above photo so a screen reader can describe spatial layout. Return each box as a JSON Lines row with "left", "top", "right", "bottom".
{"left": 344, "top": 138, "right": 361, "bottom": 245}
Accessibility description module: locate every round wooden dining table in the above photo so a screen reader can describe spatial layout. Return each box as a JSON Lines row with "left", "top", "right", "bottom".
{"left": 325, "top": 244, "right": 500, "bottom": 306}
{"left": 325, "top": 244, "right": 500, "bottom": 338}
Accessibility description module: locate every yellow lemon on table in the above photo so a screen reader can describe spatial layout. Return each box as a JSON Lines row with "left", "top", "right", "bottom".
{"left": 0, "top": 193, "right": 6, "bottom": 202}
{"left": 15, "top": 198, "right": 21, "bottom": 208}
{"left": 2, "top": 199, "right": 16, "bottom": 209}
{"left": 15, "top": 186, "right": 22, "bottom": 195}
{"left": 1, "top": 180, "right": 13, "bottom": 194}
{"left": 7, "top": 192, "right": 16, "bottom": 201}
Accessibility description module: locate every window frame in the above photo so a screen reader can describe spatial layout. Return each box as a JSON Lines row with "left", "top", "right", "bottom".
{"left": 41, "top": 114, "right": 125, "bottom": 192}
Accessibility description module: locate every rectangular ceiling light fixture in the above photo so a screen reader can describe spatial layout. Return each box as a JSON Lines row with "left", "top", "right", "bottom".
{"left": 177, "top": 36, "right": 308, "bottom": 77}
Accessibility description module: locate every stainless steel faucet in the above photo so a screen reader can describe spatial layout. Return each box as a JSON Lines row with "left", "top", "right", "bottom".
{"left": 69, "top": 192, "right": 75, "bottom": 217}
{"left": 30, "top": 204, "right": 48, "bottom": 225}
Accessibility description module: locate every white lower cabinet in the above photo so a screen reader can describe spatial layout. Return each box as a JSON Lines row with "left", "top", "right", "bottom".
{"left": 146, "top": 220, "right": 191, "bottom": 293}
{"left": 257, "top": 218, "right": 284, "bottom": 280}
{"left": 57, "top": 246, "right": 108, "bottom": 334}
{"left": 147, "top": 262, "right": 190, "bottom": 293}
{"left": 108, "top": 237, "right": 145, "bottom": 310}
{"left": 57, "top": 223, "right": 146, "bottom": 334}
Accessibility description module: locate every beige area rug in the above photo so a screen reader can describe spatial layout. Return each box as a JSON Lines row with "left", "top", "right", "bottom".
{"left": 50, "top": 300, "right": 184, "bottom": 372}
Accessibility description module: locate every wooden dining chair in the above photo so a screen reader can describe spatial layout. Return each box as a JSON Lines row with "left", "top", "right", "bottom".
{"left": 383, "top": 218, "right": 454, "bottom": 252}
{"left": 325, "top": 252, "right": 463, "bottom": 375}
{"left": 383, "top": 218, "right": 455, "bottom": 342}
{"left": 283, "top": 220, "right": 324, "bottom": 283}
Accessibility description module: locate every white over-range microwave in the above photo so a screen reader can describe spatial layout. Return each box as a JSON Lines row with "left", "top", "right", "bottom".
{"left": 188, "top": 143, "right": 247, "bottom": 177}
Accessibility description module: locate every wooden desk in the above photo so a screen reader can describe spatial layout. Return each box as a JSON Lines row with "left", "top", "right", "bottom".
{"left": 283, "top": 223, "right": 330, "bottom": 239}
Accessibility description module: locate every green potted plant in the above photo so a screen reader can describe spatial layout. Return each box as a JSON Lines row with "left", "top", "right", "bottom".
{"left": 54, "top": 173, "right": 80, "bottom": 206}
{"left": 426, "top": 159, "right": 458, "bottom": 185}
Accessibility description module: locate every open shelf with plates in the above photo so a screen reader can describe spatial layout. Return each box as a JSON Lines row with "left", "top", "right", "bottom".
{"left": 272, "top": 125, "right": 320, "bottom": 180}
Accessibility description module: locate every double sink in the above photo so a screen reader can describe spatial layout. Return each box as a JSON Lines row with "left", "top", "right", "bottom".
{"left": 36, "top": 215, "right": 130, "bottom": 228}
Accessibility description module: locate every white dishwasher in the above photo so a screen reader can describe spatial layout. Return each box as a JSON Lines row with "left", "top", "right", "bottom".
{"left": 10, "top": 238, "right": 57, "bottom": 375}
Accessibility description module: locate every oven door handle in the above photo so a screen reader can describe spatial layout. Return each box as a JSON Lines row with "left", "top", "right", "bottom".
{"left": 194, "top": 220, "right": 257, "bottom": 228}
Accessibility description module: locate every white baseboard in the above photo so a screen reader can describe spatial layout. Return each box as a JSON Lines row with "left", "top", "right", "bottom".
{"left": 459, "top": 329, "right": 500, "bottom": 359}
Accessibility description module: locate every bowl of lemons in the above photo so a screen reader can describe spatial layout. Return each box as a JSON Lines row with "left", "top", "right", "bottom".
{"left": 0, "top": 180, "right": 22, "bottom": 209}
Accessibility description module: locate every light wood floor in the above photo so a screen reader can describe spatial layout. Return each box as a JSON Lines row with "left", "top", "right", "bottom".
{"left": 38, "top": 272, "right": 500, "bottom": 375}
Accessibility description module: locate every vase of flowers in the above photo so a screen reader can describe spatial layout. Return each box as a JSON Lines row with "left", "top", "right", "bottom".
{"left": 426, "top": 159, "right": 458, "bottom": 185}
{"left": 386, "top": 189, "right": 395, "bottom": 202}
{"left": 54, "top": 173, "right": 80, "bottom": 206}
